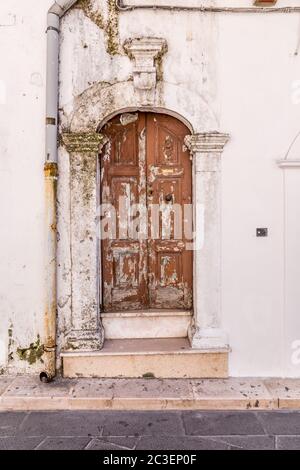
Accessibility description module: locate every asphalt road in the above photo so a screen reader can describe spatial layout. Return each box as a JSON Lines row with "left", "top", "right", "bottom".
{"left": 0, "top": 410, "right": 300, "bottom": 450}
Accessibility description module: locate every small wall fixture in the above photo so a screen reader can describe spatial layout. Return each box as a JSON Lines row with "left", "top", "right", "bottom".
{"left": 277, "top": 160, "right": 300, "bottom": 169}
{"left": 256, "top": 228, "right": 268, "bottom": 237}
{"left": 253, "top": 0, "right": 277, "bottom": 5}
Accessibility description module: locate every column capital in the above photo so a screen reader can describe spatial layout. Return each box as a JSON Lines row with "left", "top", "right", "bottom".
{"left": 184, "top": 132, "right": 230, "bottom": 154}
{"left": 61, "top": 132, "right": 105, "bottom": 153}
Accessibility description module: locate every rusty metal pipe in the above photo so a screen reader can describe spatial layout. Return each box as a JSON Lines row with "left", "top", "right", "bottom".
{"left": 42, "top": 162, "right": 58, "bottom": 381}
{"left": 42, "top": 0, "right": 78, "bottom": 382}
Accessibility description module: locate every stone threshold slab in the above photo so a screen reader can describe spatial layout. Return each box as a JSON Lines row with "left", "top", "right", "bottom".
{"left": 101, "top": 312, "right": 193, "bottom": 340}
{"left": 101, "top": 310, "right": 193, "bottom": 318}
{"left": 0, "top": 377, "right": 300, "bottom": 411}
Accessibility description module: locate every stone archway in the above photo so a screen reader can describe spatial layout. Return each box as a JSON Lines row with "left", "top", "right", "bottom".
{"left": 58, "top": 37, "right": 230, "bottom": 354}
{"left": 60, "top": 129, "right": 229, "bottom": 352}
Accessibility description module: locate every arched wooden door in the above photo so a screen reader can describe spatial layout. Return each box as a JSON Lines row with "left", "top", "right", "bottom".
{"left": 100, "top": 112, "right": 193, "bottom": 311}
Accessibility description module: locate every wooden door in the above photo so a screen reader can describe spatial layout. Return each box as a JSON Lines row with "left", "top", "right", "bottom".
{"left": 100, "top": 112, "right": 193, "bottom": 312}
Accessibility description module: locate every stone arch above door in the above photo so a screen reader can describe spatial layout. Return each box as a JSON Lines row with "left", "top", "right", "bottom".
{"left": 62, "top": 80, "right": 219, "bottom": 135}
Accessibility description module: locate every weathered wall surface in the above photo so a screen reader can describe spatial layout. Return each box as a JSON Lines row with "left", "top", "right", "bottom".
{"left": 0, "top": 0, "right": 54, "bottom": 375}
{"left": 1, "top": 0, "right": 300, "bottom": 376}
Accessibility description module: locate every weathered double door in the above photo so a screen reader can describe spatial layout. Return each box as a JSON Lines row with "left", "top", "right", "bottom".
{"left": 101, "top": 112, "right": 193, "bottom": 311}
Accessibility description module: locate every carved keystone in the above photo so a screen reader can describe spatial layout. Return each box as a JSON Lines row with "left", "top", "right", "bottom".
{"left": 124, "top": 37, "right": 167, "bottom": 106}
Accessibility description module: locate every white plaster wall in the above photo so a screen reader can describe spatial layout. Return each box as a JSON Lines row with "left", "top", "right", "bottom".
{"left": 1, "top": 0, "right": 300, "bottom": 376}
{"left": 284, "top": 168, "right": 300, "bottom": 377}
{"left": 218, "top": 10, "right": 300, "bottom": 376}
{"left": 0, "top": 0, "right": 54, "bottom": 373}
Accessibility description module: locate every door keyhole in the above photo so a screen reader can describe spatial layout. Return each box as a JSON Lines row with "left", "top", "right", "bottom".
{"left": 165, "top": 194, "right": 173, "bottom": 203}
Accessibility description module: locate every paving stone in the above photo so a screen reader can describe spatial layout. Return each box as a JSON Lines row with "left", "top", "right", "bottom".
{"left": 264, "top": 379, "right": 300, "bottom": 408}
{"left": 0, "top": 377, "right": 13, "bottom": 395}
{"left": 112, "top": 379, "right": 193, "bottom": 399}
{"left": 3, "top": 376, "right": 300, "bottom": 412}
{"left": 36, "top": 437, "right": 91, "bottom": 450}
{"left": 258, "top": 411, "right": 300, "bottom": 435}
{"left": 192, "top": 379, "right": 275, "bottom": 409}
{"left": 213, "top": 435, "right": 275, "bottom": 450}
{"left": 18, "top": 411, "right": 105, "bottom": 437}
{"left": 276, "top": 436, "right": 300, "bottom": 450}
{"left": 87, "top": 437, "right": 138, "bottom": 450}
{"left": 136, "top": 436, "right": 228, "bottom": 450}
{"left": 183, "top": 411, "right": 265, "bottom": 436}
{"left": 0, "top": 437, "right": 43, "bottom": 450}
{"left": 70, "top": 379, "right": 114, "bottom": 398}
{"left": 0, "top": 412, "right": 27, "bottom": 437}
{"left": 3, "top": 376, "right": 74, "bottom": 397}
{"left": 102, "top": 411, "right": 185, "bottom": 436}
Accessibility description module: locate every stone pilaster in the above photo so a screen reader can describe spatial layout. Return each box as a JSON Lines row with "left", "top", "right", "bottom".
{"left": 61, "top": 132, "right": 104, "bottom": 351}
{"left": 185, "top": 133, "right": 230, "bottom": 349}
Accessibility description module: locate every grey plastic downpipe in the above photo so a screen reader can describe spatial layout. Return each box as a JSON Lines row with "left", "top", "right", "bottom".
{"left": 46, "top": 0, "right": 78, "bottom": 163}
{"left": 42, "top": 0, "right": 78, "bottom": 383}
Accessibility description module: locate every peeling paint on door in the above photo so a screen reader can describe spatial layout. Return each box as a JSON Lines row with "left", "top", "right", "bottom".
{"left": 100, "top": 112, "right": 193, "bottom": 311}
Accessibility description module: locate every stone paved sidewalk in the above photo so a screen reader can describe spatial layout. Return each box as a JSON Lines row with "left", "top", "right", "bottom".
{"left": 1, "top": 376, "right": 300, "bottom": 411}
{"left": 1, "top": 410, "right": 300, "bottom": 450}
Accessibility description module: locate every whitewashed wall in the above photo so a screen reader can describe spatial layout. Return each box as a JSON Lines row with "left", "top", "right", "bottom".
{"left": 0, "top": 0, "right": 54, "bottom": 374}
{"left": 1, "top": 0, "right": 300, "bottom": 376}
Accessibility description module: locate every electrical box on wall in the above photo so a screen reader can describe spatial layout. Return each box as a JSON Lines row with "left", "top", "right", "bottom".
{"left": 256, "top": 228, "right": 269, "bottom": 237}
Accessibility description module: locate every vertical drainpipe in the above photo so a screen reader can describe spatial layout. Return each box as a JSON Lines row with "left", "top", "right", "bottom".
{"left": 41, "top": 0, "right": 78, "bottom": 382}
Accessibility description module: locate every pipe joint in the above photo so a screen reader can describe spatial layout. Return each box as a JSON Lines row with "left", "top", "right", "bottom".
{"left": 44, "top": 162, "right": 58, "bottom": 178}
{"left": 48, "top": 0, "right": 79, "bottom": 17}
{"left": 46, "top": 25, "right": 60, "bottom": 34}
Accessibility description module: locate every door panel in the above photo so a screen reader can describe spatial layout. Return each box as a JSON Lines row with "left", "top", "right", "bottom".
{"left": 147, "top": 113, "right": 193, "bottom": 309}
{"left": 101, "top": 112, "right": 192, "bottom": 312}
{"left": 101, "top": 113, "right": 148, "bottom": 311}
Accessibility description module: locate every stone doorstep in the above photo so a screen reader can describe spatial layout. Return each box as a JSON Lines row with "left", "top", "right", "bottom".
{"left": 0, "top": 377, "right": 300, "bottom": 411}
{"left": 61, "top": 338, "right": 229, "bottom": 379}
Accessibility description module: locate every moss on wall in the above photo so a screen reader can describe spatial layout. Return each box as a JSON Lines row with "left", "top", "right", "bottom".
{"left": 75, "top": 0, "right": 121, "bottom": 55}
{"left": 16, "top": 336, "right": 44, "bottom": 365}
{"left": 106, "top": 0, "right": 120, "bottom": 55}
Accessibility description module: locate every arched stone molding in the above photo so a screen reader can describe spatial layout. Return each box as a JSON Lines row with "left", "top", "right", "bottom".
{"left": 61, "top": 79, "right": 219, "bottom": 135}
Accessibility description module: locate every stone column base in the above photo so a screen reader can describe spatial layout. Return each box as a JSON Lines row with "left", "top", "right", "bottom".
{"left": 189, "top": 327, "right": 229, "bottom": 350}
{"left": 65, "top": 329, "right": 103, "bottom": 351}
